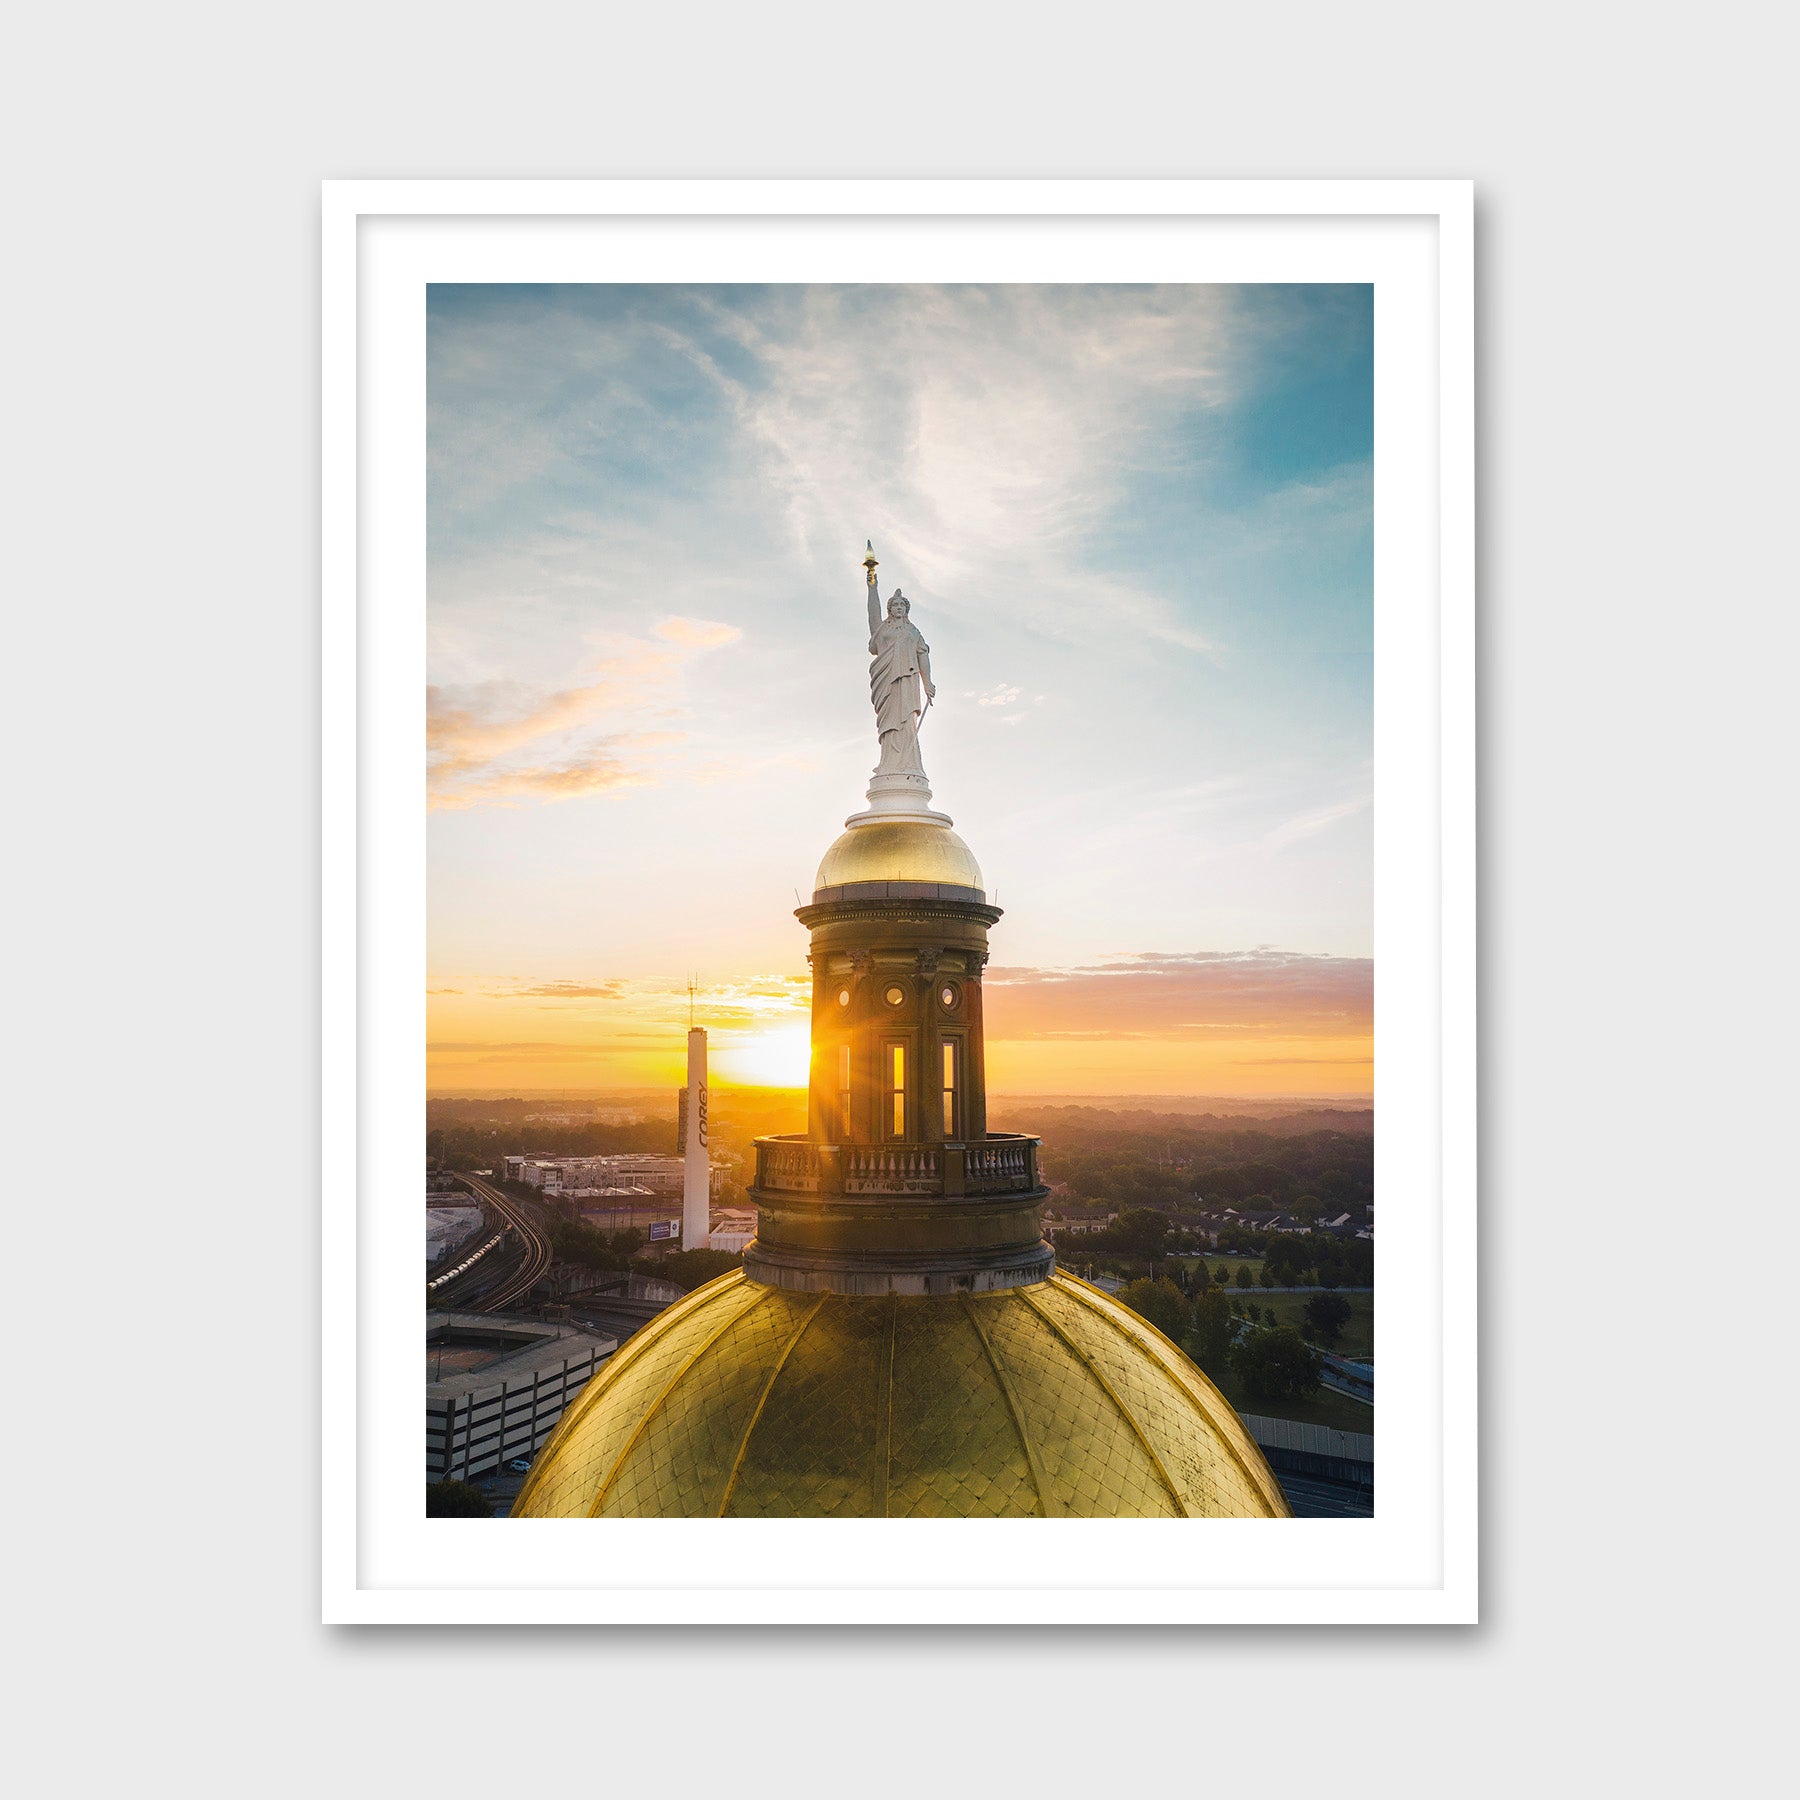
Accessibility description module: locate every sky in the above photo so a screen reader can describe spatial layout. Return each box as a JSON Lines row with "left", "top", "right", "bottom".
{"left": 427, "top": 283, "right": 1372, "bottom": 1097}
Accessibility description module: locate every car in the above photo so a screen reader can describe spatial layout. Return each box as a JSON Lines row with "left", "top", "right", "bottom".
{"left": 504, "top": 1458, "right": 532, "bottom": 1474}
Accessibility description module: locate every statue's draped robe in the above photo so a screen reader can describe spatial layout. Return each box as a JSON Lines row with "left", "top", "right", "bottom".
{"left": 869, "top": 616, "right": 930, "bottom": 773}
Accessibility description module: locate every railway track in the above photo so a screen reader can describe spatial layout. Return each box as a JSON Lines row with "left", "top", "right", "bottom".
{"left": 447, "top": 1172, "right": 555, "bottom": 1313}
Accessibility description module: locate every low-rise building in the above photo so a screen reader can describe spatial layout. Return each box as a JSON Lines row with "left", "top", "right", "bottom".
{"left": 707, "top": 1208, "right": 758, "bottom": 1253}
{"left": 427, "top": 1313, "right": 617, "bottom": 1482}
{"left": 578, "top": 1198, "right": 682, "bottom": 1237}
{"left": 502, "top": 1152, "right": 725, "bottom": 1199}
{"left": 1042, "top": 1209, "right": 1117, "bottom": 1239}
{"left": 426, "top": 1198, "right": 486, "bottom": 1270}
{"left": 1192, "top": 1206, "right": 1305, "bottom": 1239}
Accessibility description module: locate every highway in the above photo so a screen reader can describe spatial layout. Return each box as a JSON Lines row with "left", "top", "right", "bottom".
{"left": 566, "top": 1286, "right": 677, "bottom": 1342}
{"left": 436, "top": 1172, "right": 555, "bottom": 1314}
{"left": 1277, "top": 1472, "right": 1374, "bottom": 1518}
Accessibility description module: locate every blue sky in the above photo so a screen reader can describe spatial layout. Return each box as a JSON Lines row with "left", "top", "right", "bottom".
{"left": 426, "top": 283, "right": 1373, "bottom": 1094}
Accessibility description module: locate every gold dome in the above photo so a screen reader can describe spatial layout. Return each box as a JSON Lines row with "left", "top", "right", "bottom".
{"left": 512, "top": 1270, "right": 1290, "bottom": 1518}
{"left": 814, "top": 817, "right": 984, "bottom": 893}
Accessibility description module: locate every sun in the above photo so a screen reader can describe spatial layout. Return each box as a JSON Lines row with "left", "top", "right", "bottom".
{"left": 719, "top": 1024, "right": 812, "bottom": 1089}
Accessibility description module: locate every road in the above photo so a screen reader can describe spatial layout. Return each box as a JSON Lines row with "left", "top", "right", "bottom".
{"left": 567, "top": 1294, "right": 672, "bottom": 1341}
{"left": 1278, "top": 1472, "right": 1374, "bottom": 1518}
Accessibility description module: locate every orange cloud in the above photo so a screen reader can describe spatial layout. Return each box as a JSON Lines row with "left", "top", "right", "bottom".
{"left": 493, "top": 980, "right": 628, "bottom": 999}
{"left": 983, "top": 951, "right": 1371, "bottom": 1041}
{"left": 654, "top": 615, "right": 742, "bottom": 649}
{"left": 427, "top": 622, "right": 739, "bottom": 809}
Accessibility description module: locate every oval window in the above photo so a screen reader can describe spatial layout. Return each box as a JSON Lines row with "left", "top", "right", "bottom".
{"left": 940, "top": 983, "right": 958, "bottom": 1009}
{"left": 836, "top": 988, "right": 851, "bottom": 1008}
{"left": 884, "top": 984, "right": 906, "bottom": 1007}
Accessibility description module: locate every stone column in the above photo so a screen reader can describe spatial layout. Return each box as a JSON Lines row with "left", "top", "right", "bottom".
{"left": 918, "top": 947, "right": 944, "bottom": 1144}
{"left": 965, "top": 955, "right": 989, "bottom": 1141}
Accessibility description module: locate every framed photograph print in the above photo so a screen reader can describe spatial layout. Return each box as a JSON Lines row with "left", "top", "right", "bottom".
{"left": 322, "top": 179, "right": 1475, "bottom": 1624}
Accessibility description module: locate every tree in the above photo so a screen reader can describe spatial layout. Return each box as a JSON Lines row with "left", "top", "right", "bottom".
{"left": 1258, "top": 1263, "right": 1278, "bottom": 1288}
{"left": 1190, "top": 1288, "right": 1235, "bottom": 1375}
{"left": 1233, "top": 1327, "right": 1323, "bottom": 1404}
{"left": 549, "top": 1218, "right": 627, "bottom": 1272}
{"left": 651, "top": 1247, "right": 742, "bottom": 1291}
{"left": 1117, "top": 1277, "right": 1190, "bottom": 1342}
{"left": 1191, "top": 1260, "right": 1210, "bottom": 1293}
{"left": 1304, "top": 1292, "right": 1353, "bottom": 1346}
{"left": 1265, "top": 1235, "right": 1311, "bottom": 1285}
{"left": 426, "top": 1479, "right": 492, "bottom": 1517}
{"left": 1234, "top": 1263, "right": 1253, "bottom": 1289}
{"left": 1112, "top": 1208, "right": 1172, "bottom": 1261}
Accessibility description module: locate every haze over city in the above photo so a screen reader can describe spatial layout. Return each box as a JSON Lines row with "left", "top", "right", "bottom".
{"left": 428, "top": 283, "right": 1372, "bottom": 1097}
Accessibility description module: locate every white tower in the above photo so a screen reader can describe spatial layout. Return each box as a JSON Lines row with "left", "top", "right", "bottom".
{"left": 682, "top": 1025, "right": 709, "bottom": 1249}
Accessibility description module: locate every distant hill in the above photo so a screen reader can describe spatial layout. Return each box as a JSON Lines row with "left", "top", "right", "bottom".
{"left": 992, "top": 1092, "right": 1371, "bottom": 1112}
{"left": 428, "top": 1088, "right": 1372, "bottom": 1138}
{"left": 990, "top": 1099, "right": 1373, "bottom": 1138}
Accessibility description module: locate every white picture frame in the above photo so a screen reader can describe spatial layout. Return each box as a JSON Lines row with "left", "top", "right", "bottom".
{"left": 323, "top": 179, "right": 1475, "bottom": 1625}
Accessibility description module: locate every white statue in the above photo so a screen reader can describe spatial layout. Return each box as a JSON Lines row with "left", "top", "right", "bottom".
{"left": 863, "top": 543, "right": 936, "bottom": 777}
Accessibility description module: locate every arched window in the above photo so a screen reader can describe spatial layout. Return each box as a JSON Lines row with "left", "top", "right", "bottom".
{"left": 884, "top": 1041, "right": 907, "bottom": 1140}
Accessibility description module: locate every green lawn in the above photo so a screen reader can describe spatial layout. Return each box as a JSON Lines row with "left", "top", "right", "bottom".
{"left": 1248, "top": 1291, "right": 1374, "bottom": 1361}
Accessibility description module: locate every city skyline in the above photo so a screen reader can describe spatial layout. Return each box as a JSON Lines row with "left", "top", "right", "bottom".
{"left": 428, "top": 283, "right": 1373, "bottom": 1097}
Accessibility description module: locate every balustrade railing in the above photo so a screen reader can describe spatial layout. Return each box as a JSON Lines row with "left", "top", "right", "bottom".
{"left": 753, "top": 1134, "right": 1039, "bottom": 1197}
{"left": 964, "top": 1138, "right": 1035, "bottom": 1193}
{"left": 843, "top": 1143, "right": 941, "bottom": 1195}
{"left": 759, "top": 1139, "right": 819, "bottom": 1193}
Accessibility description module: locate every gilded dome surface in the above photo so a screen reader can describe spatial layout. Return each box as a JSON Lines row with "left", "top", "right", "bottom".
{"left": 814, "top": 818, "right": 984, "bottom": 894}
{"left": 512, "top": 1269, "right": 1290, "bottom": 1518}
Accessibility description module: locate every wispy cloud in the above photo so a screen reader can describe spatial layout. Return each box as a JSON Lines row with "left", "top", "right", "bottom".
{"left": 1260, "top": 788, "right": 1372, "bottom": 853}
{"left": 670, "top": 285, "right": 1236, "bottom": 654}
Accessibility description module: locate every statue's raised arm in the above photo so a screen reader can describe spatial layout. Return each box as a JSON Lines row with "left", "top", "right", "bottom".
{"left": 864, "top": 540, "right": 882, "bottom": 646}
